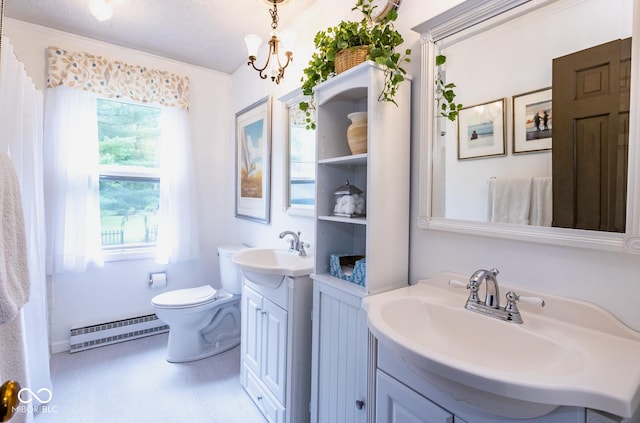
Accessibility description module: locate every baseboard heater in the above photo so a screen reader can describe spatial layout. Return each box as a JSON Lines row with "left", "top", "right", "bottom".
{"left": 69, "top": 313, "right": 168, "bottom": 353}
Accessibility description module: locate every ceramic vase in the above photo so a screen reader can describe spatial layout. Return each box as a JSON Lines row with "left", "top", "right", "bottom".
{"left": 346, "top": 112, "right": 368, "bottom": 154}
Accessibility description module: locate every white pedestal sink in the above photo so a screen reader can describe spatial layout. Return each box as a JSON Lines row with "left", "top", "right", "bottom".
{"left": 363, "top": 272, "right": 640, "bottom": 420}
{"left": 232, "top": 248, "right": 314, "bottom": 288}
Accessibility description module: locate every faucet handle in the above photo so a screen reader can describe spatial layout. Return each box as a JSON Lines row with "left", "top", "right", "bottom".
{"left": 448, "top": 279, "right": 468, "bottom": 289}
{"left": 516, "top": 294, "right": 545, "bottom": 308}
{"left": 505, "top": 291, "right": 545, "bottom": 312}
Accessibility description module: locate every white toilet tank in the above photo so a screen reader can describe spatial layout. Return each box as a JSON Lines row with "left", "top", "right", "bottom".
{"left": 218, "top": 244, "right": 245, "bottom": 295}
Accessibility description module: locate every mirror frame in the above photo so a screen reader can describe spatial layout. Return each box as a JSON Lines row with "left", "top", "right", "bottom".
{"left": 280, "top": 88, "right": 316, "bottom": 218}
{"left": 413, "top": 0, "right": 640, "bottom": 254}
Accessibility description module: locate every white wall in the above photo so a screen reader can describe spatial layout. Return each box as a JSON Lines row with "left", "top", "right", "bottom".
{"left": 5, "top": 19, "right": 234, "bottom": 351}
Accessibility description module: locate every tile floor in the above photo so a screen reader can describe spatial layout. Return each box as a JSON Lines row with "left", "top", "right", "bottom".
{"left": 34, "top": 333, "right": 266, "bottom": 423}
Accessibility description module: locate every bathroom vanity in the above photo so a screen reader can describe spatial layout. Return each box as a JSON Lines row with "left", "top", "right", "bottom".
{"left": 364, "top": 272, "right": 640, "bottom": 422}
{"left": 376, "top": 342, "right": 624, "bottom": 423}
{"left": 240, "top": 275, "right": 313, "bottom": 423}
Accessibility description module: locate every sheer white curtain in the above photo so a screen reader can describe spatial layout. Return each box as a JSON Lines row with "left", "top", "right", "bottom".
{"left": 155, "top": 107, "right": 200, "bottom": 264}
{"left": 43, "top": 85, "right": 103, "bottom": 273}
{"left": 0, "top": 37, "right": 50, "bottom": 422}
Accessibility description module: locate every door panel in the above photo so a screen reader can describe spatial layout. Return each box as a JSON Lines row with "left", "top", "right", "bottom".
{"left": 242, "top": 286, "right": 263, "bottom": 376}
{"left": 552, "top": 38, "right": 630, "bottom": 232}
{"left": 261, "top": 298, "right": 287, "bottom": 403}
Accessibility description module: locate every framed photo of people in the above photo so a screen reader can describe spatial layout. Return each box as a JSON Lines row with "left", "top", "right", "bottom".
{"left": 512, "top": 88, "right": 552, "bottom": 154}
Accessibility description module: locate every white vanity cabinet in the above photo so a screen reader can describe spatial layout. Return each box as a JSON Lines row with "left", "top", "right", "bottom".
{"left": 376, "top": 370, "right": 458, "bottom": 423}
{"left": 375, "top": 342, "right": 632, "bottom": 423}
{"left": 310, "top": 61, "right": 411, "bottom": 423}
{"left": 241, "top": 277, "right": 313, "bottom": 423}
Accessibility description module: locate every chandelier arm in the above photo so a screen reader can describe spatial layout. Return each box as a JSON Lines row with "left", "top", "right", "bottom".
{"left": 248, "top": 55, "right": 271, "bottom": 75}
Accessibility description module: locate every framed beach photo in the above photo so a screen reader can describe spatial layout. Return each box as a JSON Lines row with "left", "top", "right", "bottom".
{"left": 457, "top": 98, "right": 506, "bottom": 160}
{"left": 235, "top": 96, "right": 272, "bottom": 223}
{"left": 512, "top": 88, "right": 552, "bottom": 154}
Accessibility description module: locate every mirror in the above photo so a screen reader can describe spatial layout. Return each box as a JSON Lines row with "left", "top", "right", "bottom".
{"left": 414, "top": 0, "right": 640, "bottom": 253}
{"left": 281, "top": 89, "right": 316, "bottom": 217}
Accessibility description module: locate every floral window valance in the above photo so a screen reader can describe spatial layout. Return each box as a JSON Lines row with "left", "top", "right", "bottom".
{"left": 46, "top": 46, "right": 190, "bottom": 110}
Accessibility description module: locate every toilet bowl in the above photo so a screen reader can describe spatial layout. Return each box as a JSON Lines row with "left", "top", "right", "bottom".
{"left": 151, "top": 244, "right": 245, "bottom": 362}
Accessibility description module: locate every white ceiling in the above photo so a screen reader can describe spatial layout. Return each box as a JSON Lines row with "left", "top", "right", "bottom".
{"left": 4, "top": 0, "right": 317, "bottom": 74}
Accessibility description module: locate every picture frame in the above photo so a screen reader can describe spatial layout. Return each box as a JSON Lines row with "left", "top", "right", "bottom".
{"left": 457, "top": 98, "right": 506, "bottom": 160}
{"left": 512, "top": 87, "right": 552, "bottom": 154}
{"left": 235, "top": 96, "right": 272, "bottom": 223}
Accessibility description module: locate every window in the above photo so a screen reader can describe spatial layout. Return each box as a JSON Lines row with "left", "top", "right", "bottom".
{"left": 97, "top": 99, "right": 162, "bottom": 249}
{"left": 287, "top": 99, "right": 316, "bottom": 214}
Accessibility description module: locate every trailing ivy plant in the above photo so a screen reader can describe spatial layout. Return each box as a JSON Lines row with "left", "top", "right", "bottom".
{"left": 299, "top": 0, "right": 411, "bottom": 129}
{"left": 435, "top": 54, "right": 462, "bottom": 121}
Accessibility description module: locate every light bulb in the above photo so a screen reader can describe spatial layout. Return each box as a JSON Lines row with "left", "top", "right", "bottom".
{"left": 278, "top": 29, "right": 296, "bottom": 54}
{"left": 89, "top": 0, "right": 113, "bottom": 21}
{"left": 244, "top": 34, "right": 262, "bottom": 58}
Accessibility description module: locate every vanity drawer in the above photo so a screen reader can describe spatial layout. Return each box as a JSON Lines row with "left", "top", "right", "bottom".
{"left": 245, "top": 367, "right": 285, "bottom": 423}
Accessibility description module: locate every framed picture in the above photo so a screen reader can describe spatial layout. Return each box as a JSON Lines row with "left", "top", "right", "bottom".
{"left": 235, "top": 96, "right": 272, "bottom": 223}
{"left": 457, "top": 98, "right": 506, "bottom": 160}
{"left": 512, "top": 87, "right": 552, "bottom": 154}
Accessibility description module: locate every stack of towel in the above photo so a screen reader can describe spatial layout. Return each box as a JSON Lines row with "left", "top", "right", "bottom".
{"left": 487, "top": 176, "right": 552, "bottom": 226}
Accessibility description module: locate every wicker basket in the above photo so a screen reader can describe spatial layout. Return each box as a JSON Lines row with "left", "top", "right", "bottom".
{"left": 334, "top": 46, "right": 370, "bottom": 74}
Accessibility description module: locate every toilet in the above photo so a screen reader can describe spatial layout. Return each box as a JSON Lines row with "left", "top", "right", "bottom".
{"left": 151, "top": 245, "right": 245, "bottom": 362}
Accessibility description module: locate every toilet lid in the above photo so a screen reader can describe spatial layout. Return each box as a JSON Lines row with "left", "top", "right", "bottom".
{"left": 152, "top": 285, "right": 218, "bottom": 308}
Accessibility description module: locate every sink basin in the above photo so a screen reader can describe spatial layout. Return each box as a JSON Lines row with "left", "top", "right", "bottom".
{"left": 363, "top": 272, "right": 640, "bottom": 420}
{"left": 232, "top": 248, "right": 313, "bottom": 288}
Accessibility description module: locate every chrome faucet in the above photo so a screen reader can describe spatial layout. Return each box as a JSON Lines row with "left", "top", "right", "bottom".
{"left": 469, "top": 268, "right": 500, "bottom": 308}
{"left": 279, "top": 230, "right": 306, "bottom": 256}
{"left": 463, "top": 268, "right": 546, "bottom": 324}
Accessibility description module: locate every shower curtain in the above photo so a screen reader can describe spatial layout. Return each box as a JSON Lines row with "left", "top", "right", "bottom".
{"left": 0, "top": 36, "right": 51, "bottom": 422}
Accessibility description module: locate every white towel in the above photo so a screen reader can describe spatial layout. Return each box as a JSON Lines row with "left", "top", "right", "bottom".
{"left": 530, "top": 177, "right": 553, "bottom": 227}
{"left": 0, "top": 152, "right": 30, "bottom": 325}
{"left": 487, "top": 177, "right": 532, "bottom": 224}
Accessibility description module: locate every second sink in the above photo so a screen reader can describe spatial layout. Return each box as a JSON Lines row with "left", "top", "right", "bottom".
{"left": 232, "top": 248, "right": 313, "bottom": 288}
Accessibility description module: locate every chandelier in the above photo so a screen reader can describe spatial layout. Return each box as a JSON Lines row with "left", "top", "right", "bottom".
{"left": 244, "top": 0, "right": 294, "bottom": 84}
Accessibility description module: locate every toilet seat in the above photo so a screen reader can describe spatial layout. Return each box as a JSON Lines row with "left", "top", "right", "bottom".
{"left": 152, "top": 285, "right": 218, "bottom": 308}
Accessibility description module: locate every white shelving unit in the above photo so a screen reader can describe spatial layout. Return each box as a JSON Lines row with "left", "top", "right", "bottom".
{"left": 310, "top": 61, "right": 411, "bottom": 423}
{"left": 312, "top": 60, "right": 411, "bottom": 295}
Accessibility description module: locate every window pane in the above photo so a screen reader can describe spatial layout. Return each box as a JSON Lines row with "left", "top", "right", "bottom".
{"left": 97, "top": 98, "right": 162, "bottom": 248}
{"left": 289, "top": 106, "right": 316, "bottom": 208}
{"left": 99, "top": 178, "right": 160, "bottom": 246}
{"left": 97, "top": 99, "right": 161, "bottom": 168}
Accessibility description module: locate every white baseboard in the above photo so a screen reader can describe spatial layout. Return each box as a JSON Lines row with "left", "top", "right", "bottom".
{"left": 51, "top": 340, "right": 70, "bottom": 354}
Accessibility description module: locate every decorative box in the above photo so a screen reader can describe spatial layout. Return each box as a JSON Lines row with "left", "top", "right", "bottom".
{"left": 329, "top": 254, "right": 366, "bottom": 286}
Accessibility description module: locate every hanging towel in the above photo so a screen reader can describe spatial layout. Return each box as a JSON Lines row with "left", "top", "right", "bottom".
{"left": 0, "top": 151, "right": 30, "bottom": 325}
{"left": 487, "top": 177, "right": 532, "bottom": 224}
{"left": 530, "top": 177, "right": 553, "bottom": 227}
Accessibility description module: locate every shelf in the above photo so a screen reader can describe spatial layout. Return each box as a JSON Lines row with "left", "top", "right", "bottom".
{"left": 318, "top": 153, "right": 367, "bottom": 167}
{"left": 318, "top": 215, "right": 367, "bottom": 225}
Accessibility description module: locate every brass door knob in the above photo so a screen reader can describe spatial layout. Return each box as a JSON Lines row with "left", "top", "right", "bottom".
{"left": 0, "top": 380, "right": 21, "bottom": 422}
